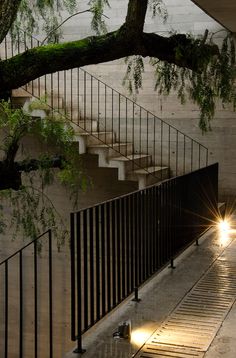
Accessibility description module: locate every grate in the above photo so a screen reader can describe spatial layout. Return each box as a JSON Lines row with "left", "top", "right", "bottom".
{"left": 135, "top": 246, "right": 236, "bottom": 357}
{"left": 138, "top": 344, "right": 204, "bottom": 357}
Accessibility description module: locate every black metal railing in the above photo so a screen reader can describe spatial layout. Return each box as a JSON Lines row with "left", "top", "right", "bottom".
{"left": 70, "top": 163, "right": 218, "bottom": 352}
{"left": 0, "top": 31, "right": 209, "bottom": 179}
{"left": 0, "top": 230, "right": 54, "bottom": 358}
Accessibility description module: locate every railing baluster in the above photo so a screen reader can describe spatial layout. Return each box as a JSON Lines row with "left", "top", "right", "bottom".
{"left": 48, "top": 229, "right": 53, "bottom": 358}
{"left": 106, "top": 202, "right": 111, "bottom": 312}
{"left": 70, "top": 214, "right": 76, "bottom": 342}
{"left": 95, "top": 206, "right": 100, "bottom": 320}
{"left": 117, "top": 199, "right": 121, "bottom": 302}
{"left": 5, "top": 261, "right": 8, "bottom": 358}
{"left": 83, "top": 211, "right": 88, "bottom": 330}
{"left": 34, "top": 241, "right": 38, "bottom": 358}
{"left": 89, "top": 208, "right": 95, "bottom": 326}
{"left": 111, "top": 201, "right": 116, "bottom": 307}
{"left": 101, "top": 205, "right": 106, "bottom": 317}
{"left": 19, "top": 251, "right": 23, "bottom": 358}
{"left": 75, "top": 212, "right": 85, "bottom": 353}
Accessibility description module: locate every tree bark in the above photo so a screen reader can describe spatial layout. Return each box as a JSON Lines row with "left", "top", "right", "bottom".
{"left": 0, "top": 30, "right": 219, "bottom": 93}
{"left": 0, "top": 157, "right": 63, "bottom": 190}
{"left": 125, "top": 0, "right": 148, "bottom": 33}
{"left": 0, "top": 0, "right": 22, "bottom": 44}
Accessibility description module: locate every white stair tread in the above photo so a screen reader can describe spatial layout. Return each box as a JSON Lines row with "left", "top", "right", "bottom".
{"left": 88, "top": 143, "right": 130, "bottom": 148}
{"left": 74, "top": 131, "right": 113, "bottom": 136}
{"left": 132, "top": 166, "right": 168, "bottom": 175}
{"left": 111, "top": 153, "right": 150, "bottom": 161}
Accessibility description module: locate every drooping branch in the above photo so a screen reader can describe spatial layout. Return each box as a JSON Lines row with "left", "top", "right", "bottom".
{"left": 0, "top": 29, "right": 220, "bottom": 93}
{"left": 0, "top": 156, "right": 63, "bottom": 190}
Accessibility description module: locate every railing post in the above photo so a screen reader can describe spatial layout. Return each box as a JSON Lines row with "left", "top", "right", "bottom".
{"left": 70, "top": 213, "right": 76, "bottom": 342}
{"left": 74, "top": 212, "right": 86, "bottom": 354}
{"left": 48, "top": 229, "right": 53, "bottom": 358}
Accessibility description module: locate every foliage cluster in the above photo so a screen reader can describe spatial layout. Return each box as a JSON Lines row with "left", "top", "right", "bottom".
{"left": 0, "top": 99, "right": 86, "bottom": 244}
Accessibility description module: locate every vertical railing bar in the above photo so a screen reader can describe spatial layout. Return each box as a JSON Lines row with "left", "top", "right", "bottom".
{"left": 139, "top": 107, "right": 142, "bottom": 167}
{"left": 168, "top": 126, "right": 171, "bottom": 178}
{"left": 91, "top": 76, "right": 93, "bottom": 133}
{"left": 19, "top": 250, "right": 23, "bottom": 358}
{"left": 117, "top": 199, "right": 121, "bottom": 302}
{"left": 111, "top": 201, "right": 116, "bottom": 306}
{"left": 183, "top": 135, "right": 186, "bottom": 174}
{"left": 5, "top": 261, "right": 8, "bottom": 358}
{"left": 105, "top": 85, "right": 107, "bottom": 143}
{"left": 97, "top": 80, "right": 100, "bottom": 133}
{"left": 146, "top": 112, "right": 149, "bottom": 168}
{"left": 132, "top": 103, "right": 135, "bottom": 169}
{"left": 121, "top": 199, "right": 126, "bottom": 298}
{"left": 70, "top": 213, "right": 76, "bottom": 341}
{"left": 176, "top": 131, "right": 179, "bottom": 177}
{"left": 160, "top": 121, "right": 163, "bottom": 179}
{"left": 126, "top": 196, "right": 131, "bottom": 294}
{"left": 106, "top": 202, "right": 111, "bottom": 311}
{"left": 101, "top": 204, "right": 106, "bottom": 317}
{"left": 84, "top": 71, "right": 86, "bottom": 129}
{"left": 83, "top": 211, "right": 88, "bottom": 330}
{"left": 118, "top": 94, "right": 121, "bottom": 152}
{"left": 51, "top": 73, "right": 54, "bottom": 112}
{"left": 75, "top": 212, "right": 85, "bottom": 353}
{"left": 153, "top": 116, "right": 156, "bottom": 172}
{"left": 199, "top": 145, "right": 201, "bottom": 169}
{"left": 95, "top": 206, "right": 100, "bottom": 320}
{"left": 78, "top": 69, "right": 80, "bottom": 122}
{"left": 191, "top": 139, "right": 193, "bottom": 172}
{"left": 126, "top": 98, "right": 128, "bottom": 156}
{"left": 112, "top": 89, "right": 114, "bottom": 148}
{"left": 71, "top": 69, "right": 73, "bottom": 121}
{"left": 57, "top": 71, "right": 60, "bottom": 115}
{"left": 89, "top": 208, "right": 95, "bottom": 326}
{"left": 48, "top": 229, "right": 53, "bottom": 358}
{"left": 64, "top": 71, "right": 67, "bottom": 117}
{"left": 34, "top": 241, "right": 38, "bottom": 358}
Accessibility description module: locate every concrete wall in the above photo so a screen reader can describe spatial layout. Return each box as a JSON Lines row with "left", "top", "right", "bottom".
{"left": 57, "top": 0, "right": 236, "bottom": 201}
{"left": 0, "top": 131, "right": 138, "bottom": 358}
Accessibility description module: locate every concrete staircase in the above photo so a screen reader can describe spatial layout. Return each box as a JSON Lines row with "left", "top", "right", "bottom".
{"left": 12, "top": 88, "right": 169, "bottom": 190}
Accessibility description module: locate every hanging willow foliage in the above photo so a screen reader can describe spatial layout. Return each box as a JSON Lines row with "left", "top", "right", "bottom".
{"left": 124, "top": 32, "right": 236, "bottom": 131}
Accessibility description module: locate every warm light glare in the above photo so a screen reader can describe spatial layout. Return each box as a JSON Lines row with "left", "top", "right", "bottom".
{"left": 218, "top": 219, "right": 230, "bottom": 232}
{"left": 131, "top": 329, "right": 150, "bottom": 346}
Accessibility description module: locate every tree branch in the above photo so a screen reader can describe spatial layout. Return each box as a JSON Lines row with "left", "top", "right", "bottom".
{"left": 0, "top": 156, "right": 63, "bottom": 190}
{"left": 0, "top": 29, "right": 220, "bottom": 92}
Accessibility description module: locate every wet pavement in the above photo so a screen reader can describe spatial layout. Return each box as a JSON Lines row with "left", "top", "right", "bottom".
{"left": 66, "top": 217, "right": 236, "bottom": 358}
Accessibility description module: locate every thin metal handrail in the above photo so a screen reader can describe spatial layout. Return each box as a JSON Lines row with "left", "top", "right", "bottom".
{"left": 0, "top": 229, "right": 50, "bottom": 266}
{"left": 1, "top": 29, "right": 209, "bottom": 180}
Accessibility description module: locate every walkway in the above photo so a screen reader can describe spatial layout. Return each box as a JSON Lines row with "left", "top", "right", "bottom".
{"left": 66, "top": 217, "right": 236, "bottom": 358}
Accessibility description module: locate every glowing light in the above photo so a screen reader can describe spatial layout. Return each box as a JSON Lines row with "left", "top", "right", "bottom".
{"left": 131, "top": 329, "right": 150, "bottom": 346}
{"left": 218, "top": 219, "right": 230, "bottom": 232}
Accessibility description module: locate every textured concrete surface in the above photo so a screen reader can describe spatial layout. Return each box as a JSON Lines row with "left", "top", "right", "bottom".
{"left": 66, "top": 216, "right": 236, "bottom": 358}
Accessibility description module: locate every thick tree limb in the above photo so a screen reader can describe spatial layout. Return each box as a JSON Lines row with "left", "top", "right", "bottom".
{"left": 0, "top": 30, "right": 220, "bottom": 93}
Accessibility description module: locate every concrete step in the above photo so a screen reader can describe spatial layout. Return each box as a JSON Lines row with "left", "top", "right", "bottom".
{"left": 76, "top": 120, "right": 99, "bottom": 132}
{"left": 74, "top": 131, "right": 115, "bottom": 145}
{"left": 88, "top": 143, "right": 133, "bottom": 166}
{"left": 109, "top": 154, "right": 152, "bottom": 180}
{"left": 128, "top": 165, "right": 169, "bottom": 189}
{"left": 11, "top": 89, "right": 32, "bottom": 109}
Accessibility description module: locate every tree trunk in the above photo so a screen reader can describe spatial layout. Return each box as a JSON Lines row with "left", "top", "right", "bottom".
{"left": 0, "top": 0, "right": 22, "bottom": 44}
